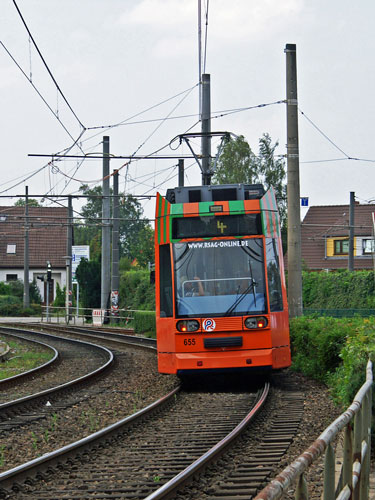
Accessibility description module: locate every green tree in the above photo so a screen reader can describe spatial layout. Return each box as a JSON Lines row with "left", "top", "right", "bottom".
{"left": 52, "top": 282, "right": 66, "bottom": 307}
{"left": 29, "top": 279, "right": 42, "bottom": 303}
{"left": 75, "top": 258, "right": 101, "bottom": 309}
{"left": 74, "top": 185, "right": 154, "bottom": 265}
{"left": 212, "top": 135, "right": 258, "bottom": 184}
{"left": 212, "top": 133, "right": 287, "bottom": 242}
{"left": 14, "top": 199, "right": 42, "bottom": 207}
{"left": 257, "top": 133, "right": 287, "bottom": 228}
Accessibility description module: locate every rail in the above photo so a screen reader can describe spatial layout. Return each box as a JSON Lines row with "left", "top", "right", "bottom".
{"left": 255, "top": 360, "right": 373, "bottom": 500}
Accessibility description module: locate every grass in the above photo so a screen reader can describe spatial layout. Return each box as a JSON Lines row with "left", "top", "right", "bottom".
{"left": 0, "top": 337, "right": 54, "bottom": 380}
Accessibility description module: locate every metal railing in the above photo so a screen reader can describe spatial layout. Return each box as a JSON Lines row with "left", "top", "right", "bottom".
{"left": 255, "top": 360, "right": 373, "bottom": 500}
{"left": 40, "top": 305, "right": 134, "bottom": 326}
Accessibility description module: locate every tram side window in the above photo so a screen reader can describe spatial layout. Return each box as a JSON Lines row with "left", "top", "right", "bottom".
{"left": 265, "top": 238, "right": 283, "bottom": 312}
{"left": 159, "top": 244, "right": 173, "bottom": 317}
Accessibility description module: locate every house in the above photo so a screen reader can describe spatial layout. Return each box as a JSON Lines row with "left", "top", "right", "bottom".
{"left": 300, "top": 203, "right": 375, "bottom": 271}
{"left": 0, "top": 205, "right": 68, "bottom": 302}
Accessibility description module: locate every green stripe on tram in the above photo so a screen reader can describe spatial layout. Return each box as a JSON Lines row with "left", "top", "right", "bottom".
{"left": 157, "top": 198, "right": 163, "bottom": 244}
{"left": 171, "top": 203, "right": 184, "bottom": 216}
{"left": 228, "top": 200, "right": 245, "bottom": 213}
{"left": 199, "top": 201, "right": 214, "bottom": 215}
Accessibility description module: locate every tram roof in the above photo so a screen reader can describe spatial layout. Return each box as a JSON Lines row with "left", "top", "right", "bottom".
{"left": 166, "top": 184, "right": 265, "bottom": 204}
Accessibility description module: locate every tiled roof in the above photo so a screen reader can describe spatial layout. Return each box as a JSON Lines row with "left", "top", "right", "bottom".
{"left": 299, "top": 204, "right": 375, "bottom": 270}
{"left": 0, "top": 206, "right": 68, "bottom": 269}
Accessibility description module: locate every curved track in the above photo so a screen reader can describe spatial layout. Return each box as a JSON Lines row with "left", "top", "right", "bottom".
{"left": 0, "top": 326, "right": 113, "bottom": 429}
{"left": 0, "top": 382, "right": 269, "bottom": 499}
{"left": 0, "top": 324, "right": 306, "bottom": 500}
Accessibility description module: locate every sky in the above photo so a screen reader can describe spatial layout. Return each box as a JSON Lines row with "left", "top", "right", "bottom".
{"left": 1, "top": 0, "right": 375, "bottom": 223}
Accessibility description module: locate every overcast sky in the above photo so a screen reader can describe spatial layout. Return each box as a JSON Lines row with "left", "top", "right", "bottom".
{"left": 1, "top": 0, "right": 375, "bottom": 221}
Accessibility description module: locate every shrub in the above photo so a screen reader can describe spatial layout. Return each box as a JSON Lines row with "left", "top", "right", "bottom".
{"left": 119, "top": 270, "right": 155, "bottom": 311}
{"left": 290, "top": 316, "right": 347, "bottom": 382}
{"left": 290, "top": 316, "right": 375, "bottom": 416}
{"left": 302, "top": 270, "right": 375, "bottom": 309}
{"left": 6, "top": 280, "right": 23, "bottom": 299}
{"left": 29, "top": 279, "right": 42, "bottom": 303}
{"left": 0, "top": 295, "right": 19, "bottom": 307}
{"left": 0, "top": 302, "right": 41, "bottom": 317}
{"left": 133, "top": 311, "right": 156, "bottom": 337}
{"left": 327, "top": 318, "right": 375, "bottom": 407}
{"left": 53, "top": 283, "right": 66, "bottom": 307}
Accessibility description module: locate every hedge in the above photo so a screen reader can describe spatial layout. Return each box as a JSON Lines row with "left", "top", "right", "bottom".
{"left": 302, "top": 270, "right": 375, "bottom": 309}
{"left": 290, "top": 316, "right": 375, "bottom": 408}
{"left": 119, "top": 270, "right": 155, "bottom": 311}
{"left": 0, "top": 303, "right": 41, "bottom": 317}
{"left": 133, "top": 311, "right": 156, "bottom": 338}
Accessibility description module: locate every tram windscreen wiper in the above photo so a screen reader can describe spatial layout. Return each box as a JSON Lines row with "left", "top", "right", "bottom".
{"left": 224, "top": 280, "right": 256, "bottom": 316}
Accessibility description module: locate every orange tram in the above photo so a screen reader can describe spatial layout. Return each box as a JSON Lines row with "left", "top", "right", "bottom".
{"left": 154, "top": 183, "right": 291, "bottom": 376}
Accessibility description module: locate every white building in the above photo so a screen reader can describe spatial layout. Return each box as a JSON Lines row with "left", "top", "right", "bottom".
{"left": 0, "top": 205, "right": 68, "bottom": 303}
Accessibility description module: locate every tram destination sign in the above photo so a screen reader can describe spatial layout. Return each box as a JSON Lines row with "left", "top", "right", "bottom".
{"left": 172, "top": 214, "right": 261, "bottom": 239}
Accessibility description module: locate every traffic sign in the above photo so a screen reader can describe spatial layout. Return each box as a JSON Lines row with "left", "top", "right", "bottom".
{"left": 72, "top": 245, "right": 90, "bottom": 283}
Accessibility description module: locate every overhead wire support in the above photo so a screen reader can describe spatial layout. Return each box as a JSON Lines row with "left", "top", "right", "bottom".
{"left": 29, "top": 154, "right": 198, "bottom": 160}
{"left": 12, "top": 0, "right": 85, "bottom": 131}
{"left": 83, "top": 83, "right": 199, "bottom": 144}
{"left": 298, "top": 108, "right": 349, "bottom": 158}
{"left": 299, "top": 108, "right": 375, "bottom": 164}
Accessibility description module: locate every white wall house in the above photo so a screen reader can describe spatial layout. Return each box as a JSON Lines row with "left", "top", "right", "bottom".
{"left": 0, "top": 205, "right": 68, "bottom": 303}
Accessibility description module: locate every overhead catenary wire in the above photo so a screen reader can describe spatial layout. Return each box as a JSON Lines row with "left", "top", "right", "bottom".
{"left": 299, "top": 108, "right": 349, "bottom": 158}
{"left": 0, "top": 128, "right": 86, "bottom": 195}
{"left": 39, "top": 91, "right": 201, "bottom": 197}
{"left": 84, "top": 83, "right": 199, "bottom": 133}
{"left": 0, "top": 96, "right": 283, "bottom": 197}
{"left": 0, "top": 41, "right": 81, "bottom": 143}
{"left": 12, "top": 0, "right": 85, "bottom": 130}
{"left": 299, "top": 108, "right": 375, "bottom": 164}
{"left": 44, "top": 140, "right": 104, "bottom": 197}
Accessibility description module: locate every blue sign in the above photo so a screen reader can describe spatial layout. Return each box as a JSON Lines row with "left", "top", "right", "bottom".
{"left": 301, "top": 197, "right": 309, "bottom": 207}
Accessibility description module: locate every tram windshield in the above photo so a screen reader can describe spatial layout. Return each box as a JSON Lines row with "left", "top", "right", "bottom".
{"left": 173, "top": 238, "right": 266, "bottom": 317}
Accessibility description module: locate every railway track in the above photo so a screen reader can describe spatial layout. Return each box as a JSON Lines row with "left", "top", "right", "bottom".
{"left": 0, "top": 384, "right": 273, "bottom": 499}
{"left": 18, "top": 322, "right": 154, "bottom": 351}
{"left": 0, "top": 326, "right": 113, "bottom": 430}
{"left": 0, "top": 325, "right": 306, "bottom": 499}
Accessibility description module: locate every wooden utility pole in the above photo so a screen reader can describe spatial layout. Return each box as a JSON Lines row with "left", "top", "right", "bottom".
{"left": 285, "top": 43, "right": 303, "bottom": 317}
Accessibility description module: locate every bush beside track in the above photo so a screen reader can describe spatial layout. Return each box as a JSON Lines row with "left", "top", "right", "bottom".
{"left": 133, "top": 311, "right": 156, "bottom": 337}
{"left": 290, "top": 316, "right": 375, "bottom": 408}
{"left": 302, "top": 269, "right": 375, "bottom": 310}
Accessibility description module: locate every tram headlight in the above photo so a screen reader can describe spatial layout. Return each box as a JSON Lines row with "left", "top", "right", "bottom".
{"left": 245, "top": 316, "right": 268, "bottom": 329}
{"left": 177, "top": 320, "right": 200, "bottom": 332}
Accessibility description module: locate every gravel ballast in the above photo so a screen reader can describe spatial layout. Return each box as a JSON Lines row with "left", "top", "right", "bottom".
{"left": 0, "top": 340, "right": 365, "bottom": 499}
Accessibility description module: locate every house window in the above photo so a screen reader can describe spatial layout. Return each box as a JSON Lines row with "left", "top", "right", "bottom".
{"left": 6, "top": 274, "right": 18, "bottom": 281}
{"left": 334, "top": 239, "right": 349, "bottom": 255}
{"left": 363, "top": 239, "right": 375, "bottom": 255}
{"left": 6, "top": 244, "right": 16, "bottom": 254}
